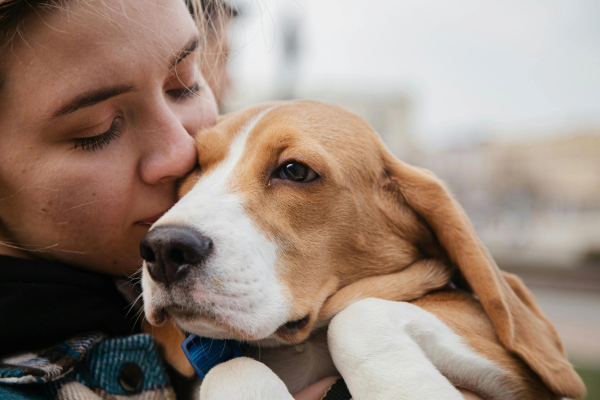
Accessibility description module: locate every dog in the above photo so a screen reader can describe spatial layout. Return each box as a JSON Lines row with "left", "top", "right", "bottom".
{"left": 140, "top": 100, "right": 586, "bottom": 399}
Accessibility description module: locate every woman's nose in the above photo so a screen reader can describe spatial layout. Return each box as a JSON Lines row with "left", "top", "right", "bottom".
{"left": 138, "top": 108, "right": 197, "bottom": 185}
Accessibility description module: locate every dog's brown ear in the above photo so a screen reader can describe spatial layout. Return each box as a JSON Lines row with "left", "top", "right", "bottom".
{"left": 382, "top": 155, "right": 586, "bottom": 399}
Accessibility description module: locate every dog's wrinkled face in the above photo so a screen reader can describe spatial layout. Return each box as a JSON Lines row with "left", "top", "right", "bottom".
{"left": 141, "top": 101, "right": 435, "bottom": 344}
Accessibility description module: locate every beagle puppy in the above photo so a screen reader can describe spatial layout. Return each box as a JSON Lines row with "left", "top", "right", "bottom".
{"left": 140, "top": 101, "right": 586, "bottom": 399}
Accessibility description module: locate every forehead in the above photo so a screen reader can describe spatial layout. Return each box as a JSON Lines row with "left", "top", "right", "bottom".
{"left": 1, "top": 0, "right": 195, "bottom": 119}
{"left": 195, "top": 102, "right": 384, "bottom": 175}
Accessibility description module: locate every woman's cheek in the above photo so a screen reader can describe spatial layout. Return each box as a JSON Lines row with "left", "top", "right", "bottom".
{"left": 38, "top": 158, "right": 133, "bottom": 246}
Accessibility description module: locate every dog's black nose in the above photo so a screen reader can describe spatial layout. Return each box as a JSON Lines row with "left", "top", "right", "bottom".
{"left": 140, "top": 225, "right": 213, "bottom": 285}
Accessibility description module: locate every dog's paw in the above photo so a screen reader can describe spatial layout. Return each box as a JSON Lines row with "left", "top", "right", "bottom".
{"left": 200, "top": 357, "right": 294, "bottom": 400}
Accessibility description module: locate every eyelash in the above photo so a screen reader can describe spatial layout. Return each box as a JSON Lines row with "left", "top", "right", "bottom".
{"left": 74, "top": 117, "right": 123, "bottom": 151}
{"left": 168, "top": 81, "right": 202, "bottom": 100}
{"left": 71, "top": 80, "right": 199, "bottom": 152}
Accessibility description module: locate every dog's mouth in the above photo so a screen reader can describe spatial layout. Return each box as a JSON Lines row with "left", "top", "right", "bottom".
{"left": 154, "top": 303, "right": 312, "bottom": 343}
{"left": 150, "top": 308, "right": 171, "bottom": 325}
{"left": 165, "top": 305, "right": 206, "bottom": 321}
{"left": 275, "top": 314, "right": 311, "bottom": 338}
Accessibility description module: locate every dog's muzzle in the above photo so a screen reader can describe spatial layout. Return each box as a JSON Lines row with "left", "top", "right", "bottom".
{"left": 140, "top": 225, "right": 213, "bottom": 285}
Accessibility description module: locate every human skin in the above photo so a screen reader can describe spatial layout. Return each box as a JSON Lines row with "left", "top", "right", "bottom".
{"left": 0, "top": 0, "right": 218, "bottom": 275}
{"left": 0, "top": 1, "right": 483, "bottom": 398}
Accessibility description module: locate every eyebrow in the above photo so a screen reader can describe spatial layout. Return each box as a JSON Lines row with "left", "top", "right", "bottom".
{"left": 52, "top": 85, "right": 135, "bottom": 118}
{"left": 51, "top": 36, "right": 199, "bottom": 118}
{"left": 171, "top": 36, "right": 199, "bottom": 69}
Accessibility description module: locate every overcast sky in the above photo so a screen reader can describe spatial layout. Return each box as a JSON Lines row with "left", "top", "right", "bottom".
{"left": 228, "top": 0, "right": 600, "bottom": 149}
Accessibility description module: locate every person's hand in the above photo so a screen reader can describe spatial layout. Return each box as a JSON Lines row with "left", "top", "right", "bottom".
{"left": 293, "top": 376, "right": 338, "bottom": 400}
{"left": 293, "top": 377, "right": 486, "bottom": 400}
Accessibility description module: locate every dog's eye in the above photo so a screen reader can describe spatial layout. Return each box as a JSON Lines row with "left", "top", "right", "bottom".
{"left": 278, "top": 161, "right": 318, "bottom": 183}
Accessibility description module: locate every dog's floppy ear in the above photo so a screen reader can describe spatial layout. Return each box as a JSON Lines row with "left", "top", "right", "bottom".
{"left": 381, "top": 155, "right": 586, "bottom": 399}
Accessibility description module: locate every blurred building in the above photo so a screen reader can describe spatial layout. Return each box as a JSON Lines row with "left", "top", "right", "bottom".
{"left": 424, "top": 132, "right": 600, "bottom": 268}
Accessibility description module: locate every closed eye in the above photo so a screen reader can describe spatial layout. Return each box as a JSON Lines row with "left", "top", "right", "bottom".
{"left": 73, "top": 116, "right": 123, "bottom": 151}
{"left": 167, "top": 81, "right": 202, "bottom": 100}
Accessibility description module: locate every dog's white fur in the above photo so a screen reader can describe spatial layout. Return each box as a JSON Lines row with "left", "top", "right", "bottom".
{"left": 329, "top": 299, "right": 515, "bottom": 400}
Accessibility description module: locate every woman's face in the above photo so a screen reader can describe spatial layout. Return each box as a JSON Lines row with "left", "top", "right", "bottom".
{"left": 0, "top": 0, "right": 218, "bottom": 275}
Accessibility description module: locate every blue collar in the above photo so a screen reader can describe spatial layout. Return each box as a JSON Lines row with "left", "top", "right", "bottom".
{"left": 181, "top": 335, "right": 244, "bottom": 379}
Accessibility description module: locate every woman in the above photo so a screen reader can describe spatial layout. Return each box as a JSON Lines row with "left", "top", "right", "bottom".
{"left": 0, "top": 0, "right": 220, "bottom": 397}
{"left": 0, "top": 0, "right": 483, "bottom": 398}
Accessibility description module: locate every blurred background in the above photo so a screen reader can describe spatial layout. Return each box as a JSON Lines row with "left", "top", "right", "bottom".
{"left": 210, "top": 0, "right": 600, "bottom": 397}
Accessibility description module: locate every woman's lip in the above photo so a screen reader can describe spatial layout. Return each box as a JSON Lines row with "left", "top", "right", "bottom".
{"left": 136, "top": 210, "right": 168, "bottom": 226}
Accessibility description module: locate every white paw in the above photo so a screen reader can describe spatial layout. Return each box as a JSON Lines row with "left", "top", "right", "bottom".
{"left": 200, "top": 357, "right": 294, "bottom": 400}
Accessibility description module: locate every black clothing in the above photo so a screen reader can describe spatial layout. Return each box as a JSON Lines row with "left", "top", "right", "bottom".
{"left": 0, "top": 255, "right": 137, "bottom": 357}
